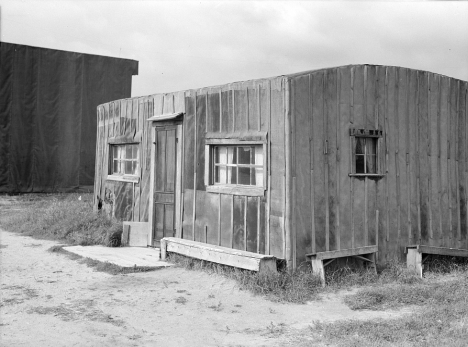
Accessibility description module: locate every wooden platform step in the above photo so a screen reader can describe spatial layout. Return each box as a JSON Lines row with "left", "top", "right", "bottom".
{"left": 306, "top": 245, "right": 378, "bottom": 286}
{"left": 160, "top": 237, "right": 277, "bottom": 274}
{"left": 406, "top": 245, "right": 468, "bottom": 278}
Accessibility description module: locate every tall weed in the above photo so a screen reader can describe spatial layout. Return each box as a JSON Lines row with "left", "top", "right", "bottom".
{"left": 0, "top": 193, "right": 121, "bottom": 246}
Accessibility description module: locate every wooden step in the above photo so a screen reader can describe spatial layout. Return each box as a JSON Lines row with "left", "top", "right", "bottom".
{"left": 406, "top": 245, "right": 468, "bottom": 278}
{"left": 160, "top": 237, "right": 277, "bottom": 274}
{"left": 306, "top": 246, "right": 378, "bottom": 286}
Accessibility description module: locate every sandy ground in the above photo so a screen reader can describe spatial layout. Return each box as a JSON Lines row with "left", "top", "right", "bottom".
{"left": 0, "top": 227, "right": 410, "bottom": 346}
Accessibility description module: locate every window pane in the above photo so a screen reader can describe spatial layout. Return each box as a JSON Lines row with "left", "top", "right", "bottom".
{"left": 113, "top": 160, "right": 119, "bottom": 174}
{"left": 126, "top": 145, "right": 132, "bottom": 159}
{"left": 132, "top": 144, "right": 138, "bottom": 159}
{"left": 356, "top": 138, "right": 365, "bottom": 155}
{"left": 214, "top": 166, "right": 220, "bottom": 183}
{"left": 250, "top": 167, "right": 256, "bottom": 186}
{"left": 366, "top": 154, "right": 377, "bottom": 173}
{"left": 228, "top": 166, "right": 237, "bottom": 184}
{"left": 254, "top": 146, "right": 263, "bottom": 165}
{"left": 227, "top": 147, "right": 236, "bottom": 164}
{"left": 125, "top": 161, "right": 132, "bottom": 174}
{"left": 120, "top": 161, "right": 125, "bottom": 175}
{"left": 238, "top": 147, "right": 251, "bottom": 164}
{"left": 366, "top": 138, "right": 377, "bottom": 173}
{"left": 216, "top": 147, "right": 227, "bottom": 164}
{"left": 216, "top": 165, "right": 227, "bottom": 184}
{"left": 238, "top": 167, "right": 250, "bottom": 185}
{"left": 255, "top": 168, "right": 263, "bottom": 187}
{"left": 355, "top": 154, "right": 365, "bottom": 173}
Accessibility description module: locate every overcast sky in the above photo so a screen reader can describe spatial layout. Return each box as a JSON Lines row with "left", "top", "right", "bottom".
{"left": 1, "top": 1, "right": 467, "bottom": 97}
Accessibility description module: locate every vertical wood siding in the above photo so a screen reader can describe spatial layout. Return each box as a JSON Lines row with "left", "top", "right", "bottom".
{"left": 94, "top": 64, "right": 466, "bottom": 267}
{"left": 291, "top": 65, "right": 468, "bottom": 264}
{"left": 180, "top": 79, "right": 286, "bottom": 258}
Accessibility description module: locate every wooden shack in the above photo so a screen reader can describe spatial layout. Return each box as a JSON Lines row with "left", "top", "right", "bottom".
{"left": 94, "top": 64, "right": 467, "bottom": 271}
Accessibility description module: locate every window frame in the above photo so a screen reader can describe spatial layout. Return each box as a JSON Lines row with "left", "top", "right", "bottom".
{"left": 349, "top": 128, "right": 385, "bottom": 178}
{"left": 107, "top": 143, "right": 140, "bottom": 183}
{"left": 205, "top": 139, "right": 267, "bottom": 196}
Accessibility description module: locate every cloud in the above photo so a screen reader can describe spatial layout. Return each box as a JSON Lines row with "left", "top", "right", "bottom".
{"left": 1, "top": 1, "right": 467, "bottom": 96}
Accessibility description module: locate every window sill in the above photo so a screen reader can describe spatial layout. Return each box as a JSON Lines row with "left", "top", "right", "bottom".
{"left": 206, "top": 185, "right": 265, "bottom": 197}
{"left": 107, "top": 174, "right": 140, "bottom": 183}
{"left": 348, "top": 174, "right": 385, "bottom": 178}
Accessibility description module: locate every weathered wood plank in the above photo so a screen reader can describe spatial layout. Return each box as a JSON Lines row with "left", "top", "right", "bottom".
{"left": 161, "top": 237, "right": 277, "bottom": 273}
{"left": 418, "top": 72, "right": 430, "bottom": 243}
{"left": 407, "top": 244, "right": 468, "bottom": 257}
{"left": 307, "top": 245, "right": 378, "bottom": 260}
{"left": 209, "top": 89, "right": 221, "bottom": 133}
{"left": 182, "top": 189, "right": 194, "bottom": 240}
{"left": 221, "top": 88, "right": 232, "bottom": 133}
{"left": 459, "top": 82, "right": 467, "bottom": 244}
{"left": 220, "top": 194, "right": 233, "bottom": 248}
{"left": 408, "top": 69, "right": 419, "bottom": 241}
{"left": 248, "top": 85, "right": 259, "bottom": 131}
{"left": 194, "top": 191, "right": 218, "bottom": 244}
{"left": 351, "top": 66, "right": 366, "bottom": 248}
{"left": 196, "top": 93, "right": 206, "bottom": 191}
{"left": 449, "top": 79, "right": 458, "bottom": 244}
{"left": 183, "top": 93, "right": 195, "bottom": 191}
{"left": 326, "top": 69, "right": 338, "bottom": 251}
{"left": 429, "top": 74, "right": 441, "bottom": 245}
{"left": 122, "top": 221, "right": 149, "bottom": 247}
{"left": 440, "top": 76, "right": 450, "bottom": 246}
{"left": 292, "top": 74, "right": 312, "bottom": 262}
{"left": 246, "top": 196, "right": 258, "bottom": 253}
{"left": 233, "top": 195, "right": 245, "bottom": 251}
{"left": 397, "top": 69, "right": 409, "bottom": 256}
{"left": 338, "top": 67, "right": 352, "bottom": 250}
{"left": 268, "top": 77, "right": 286, "bottom": 258}
{"left": 311, "top": 71, "right": 326, "bottom": 252}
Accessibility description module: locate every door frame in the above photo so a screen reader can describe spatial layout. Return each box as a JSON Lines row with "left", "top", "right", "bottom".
{"left": 148, "top": 119, "right": 183, "bottom": 247}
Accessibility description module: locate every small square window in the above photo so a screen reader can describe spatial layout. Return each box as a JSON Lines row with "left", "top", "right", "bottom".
{"left": 350, "top": 128, "right": 383, "bottom": 176}
{"left": 355, "top": 137, "right": 377, "bottom": 174}
{"left": 110, "top": 144, "right": 139, "bottom": 176}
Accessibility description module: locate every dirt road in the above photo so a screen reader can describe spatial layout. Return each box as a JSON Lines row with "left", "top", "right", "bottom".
{"left": 0, "top": 229, "right": 405, "bottom": 346}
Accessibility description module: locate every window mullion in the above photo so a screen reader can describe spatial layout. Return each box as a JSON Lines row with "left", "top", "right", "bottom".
{"left": 364, "top": 140, "right": 367, "bottom": 174}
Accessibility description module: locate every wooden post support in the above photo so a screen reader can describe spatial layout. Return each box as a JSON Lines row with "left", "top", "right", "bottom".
{"left": 406, "top": 248, "right": 423, "bottom": 278}
{"left": 310, "top": 257, "right": 326, "bottom": 287}
{"left": 160, "top": 238, "right": 167, "bottom": 260}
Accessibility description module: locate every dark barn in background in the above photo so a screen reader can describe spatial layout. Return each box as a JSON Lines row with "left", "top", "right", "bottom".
{"left": 0, "top": 42, "right": 138, "bottom": 193}
{"left": 93, "top": 64, "right": 467, "bottom": 271}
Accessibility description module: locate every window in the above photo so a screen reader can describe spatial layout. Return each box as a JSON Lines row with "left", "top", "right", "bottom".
{"left": 212, "top": 145, "right": 264, "bottom": 187}
{"left": 355, "top": 138, "right": 377, "bottom": 174}
{"left": 350, "top": 128, "right": 383, "bottom": 176}
{"left": 110, "top": 144, "right": 139, "bottom": 176}
{"left": 205, "top": 139, "right": 266, "bottom": 196}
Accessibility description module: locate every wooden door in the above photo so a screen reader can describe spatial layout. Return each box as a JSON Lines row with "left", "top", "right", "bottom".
{"left": 152, "top": 125, "right": 178, "bottom": 246}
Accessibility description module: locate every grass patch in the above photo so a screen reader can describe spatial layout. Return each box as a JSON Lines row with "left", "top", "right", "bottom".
{"left": 0, "top": 193, "right": 121, "bottom": 247}
{"left": 167, "top": 254, "right": 426, "bottom": 303}
{"left": 297, "top": 260, "right": 468, "bottom": 347}
{"left": 167, "top": 253, "right": 323, "bottom": 303}
{"left": 308, "top": 298, "right": 468, "bottom": 347}
{"left": 47, "top": 245, "right": 158, "bottom": 275}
